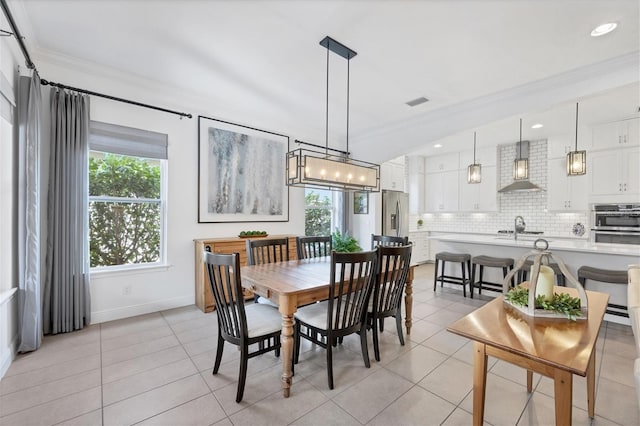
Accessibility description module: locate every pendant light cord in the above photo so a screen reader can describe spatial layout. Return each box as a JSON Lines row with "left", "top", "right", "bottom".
{"left": 346, "top": 58, "right": 350, "bottom": 159}
{"left": 325, "top": 44, "right": 329, "bottom": 157}
{"left": 473, "top": 131, "right": 477, "bottom": 162}
{"left": 519, "top": 118, "right": 523, "bottom": 158}
{"left": 575, "top": 102, "right": 579, "bottom": 150}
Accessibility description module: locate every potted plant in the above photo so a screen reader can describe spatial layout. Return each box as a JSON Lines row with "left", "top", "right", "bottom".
{"left": 417, "top": 219, "right": 424, "bottom": 228}
{"left": 331, "top": 229, "right": 362, "bottom": 252}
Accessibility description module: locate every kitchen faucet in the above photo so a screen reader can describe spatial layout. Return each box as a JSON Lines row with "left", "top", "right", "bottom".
{"left": 514, "top": 216, "right": 525, "bottom": 240}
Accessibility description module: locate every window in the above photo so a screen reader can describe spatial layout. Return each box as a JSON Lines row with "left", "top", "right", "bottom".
{"left": 304, "top": 188, "right": 344, "bottom": 236}
{"left": 88, "top": 121, "right": 168, "bottom": 269}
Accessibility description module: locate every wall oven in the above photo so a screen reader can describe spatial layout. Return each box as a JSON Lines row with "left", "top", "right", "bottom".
{"left": 591, "top": 204, "right": 640, "bottom": 245}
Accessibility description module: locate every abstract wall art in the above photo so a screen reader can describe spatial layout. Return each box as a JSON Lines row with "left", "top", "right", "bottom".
{"left": 198, "top": 116, "right": 289, "bottom": 223}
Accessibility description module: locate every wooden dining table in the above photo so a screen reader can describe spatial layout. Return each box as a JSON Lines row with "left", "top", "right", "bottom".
{"left": 447, "top": 285, "right": 609, "bottom": 425}
{"left": 240, "top": 256, "right": 416, "bottom": 397}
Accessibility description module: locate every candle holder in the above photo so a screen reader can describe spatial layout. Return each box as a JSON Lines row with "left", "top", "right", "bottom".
{"left": 502, "top": 239, "right": 588, "bottom": 320}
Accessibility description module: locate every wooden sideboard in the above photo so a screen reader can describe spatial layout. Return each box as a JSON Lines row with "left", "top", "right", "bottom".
{"left": 194, "top": 235, "right": 298, "bottom": 312}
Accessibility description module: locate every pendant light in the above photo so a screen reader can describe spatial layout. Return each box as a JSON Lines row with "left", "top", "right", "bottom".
{"left": 513, "top": 118, "right": 529, "bottom": 180}
{"left": 467, "top": 131, "right": 482, "bottom": 184}
{"left": 286, "top": 36, "right": 380, "bottom": 192}
{"left": 567, "top": 102, "right": 586, "bottom": 176}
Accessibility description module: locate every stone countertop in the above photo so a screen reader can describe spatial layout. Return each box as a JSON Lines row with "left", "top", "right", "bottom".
{"left": 429, "top": 233, "right": 640, "bottom": 257}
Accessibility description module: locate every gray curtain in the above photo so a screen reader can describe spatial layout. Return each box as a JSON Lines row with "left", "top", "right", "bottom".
{"left": 17, "top": 74, "right": 42, "bottom": 352}
{"left": 43, "top": 87, "right": 91, "bottom": 334}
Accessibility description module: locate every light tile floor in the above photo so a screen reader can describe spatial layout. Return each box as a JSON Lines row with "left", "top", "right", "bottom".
{"left": 1, "top": 264, "right": 637, "bottom": 425}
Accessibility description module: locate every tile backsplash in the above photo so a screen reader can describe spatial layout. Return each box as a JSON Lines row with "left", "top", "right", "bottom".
{"left": 413, "top": 139, "right": 589, "bottom": 238}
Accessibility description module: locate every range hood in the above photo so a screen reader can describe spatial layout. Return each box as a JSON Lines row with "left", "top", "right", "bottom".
{"left": 498, "top": 141, "right": 545, "bottom": 193}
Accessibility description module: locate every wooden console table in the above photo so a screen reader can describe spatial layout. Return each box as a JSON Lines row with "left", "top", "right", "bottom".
{"left": 193, "top": 235, "right": 298, "bottom": 312}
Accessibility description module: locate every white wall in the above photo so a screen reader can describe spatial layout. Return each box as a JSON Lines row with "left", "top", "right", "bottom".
{"left": 0, "top": 31, "right": 21, "bottom": 378}
{"left": 37, "top": 57, "right": 306, "bottom": 323}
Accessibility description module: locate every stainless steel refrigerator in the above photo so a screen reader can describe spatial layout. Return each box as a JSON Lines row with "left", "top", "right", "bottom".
{"left": 382, "top": 190, "right": 409, "bottom": 238}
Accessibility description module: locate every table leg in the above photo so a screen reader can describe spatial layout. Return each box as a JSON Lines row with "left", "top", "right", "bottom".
{"left": 404, "top": 267, "right": 414, "bottom": 335}
{"left": 279, "top": 296, "right": 297, "bottom": 398}
{"left": 553, "top": 369, "right": 573, "bottom": 426}
{"left": 473, "top": 342, "right": 488, "bottom": 426}
{"left": 587, "top": 350, "right": 596, "bottom": 418}
{"left": 527, "top": 370, "right": 533, "bottom": 393}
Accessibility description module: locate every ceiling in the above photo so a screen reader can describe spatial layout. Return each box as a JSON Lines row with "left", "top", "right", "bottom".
{"left": 6, "top": 0, "right": 640, "bottom": 162}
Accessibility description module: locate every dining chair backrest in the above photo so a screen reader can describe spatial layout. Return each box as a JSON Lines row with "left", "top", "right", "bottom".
{"left": 204, "top": 251, "right": 247, "bottom": 345}
{"left": 296, "top": 235, "right": 332, "bottom": 259}
{"left": 328, "top": 249, "right": 378, "bottom": 334}
{"left": 371, "top": 234, "right": 409, "bottom": 249}
{"left": 246, "top": 238, "right": 289, "bottom": 265}
{"left": 374, "top": 244, "right": 413, "bottom": 316}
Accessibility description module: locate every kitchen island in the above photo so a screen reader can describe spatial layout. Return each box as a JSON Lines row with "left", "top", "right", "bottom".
{"left": 430, "top": 233, "right": 640, "bottom": 325}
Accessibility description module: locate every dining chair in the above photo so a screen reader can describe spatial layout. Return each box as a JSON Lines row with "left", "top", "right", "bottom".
{"left": 371, "top": 234, "right": 409, "bottom": 249}
{"left": 296, "top": 235, "right": 332, "bottom": 259}
{"left": 293, "top": 249, "right": 378, "bottom": 389}
{"left": 204, "top": 251, "right": 282, "bottom": 403}
{"left": 246, "top": 238, "right": 289, "bottom": 306}
{"left": 368, "top": 244, "right": 412, "bottom": 362}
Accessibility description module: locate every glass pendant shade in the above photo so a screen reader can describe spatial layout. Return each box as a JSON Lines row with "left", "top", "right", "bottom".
{"left": 567, "top": 150, "right": 586, "bottom": 175}
{"left": 513, "top": 158, "right": 529, "bottom": 180}
{"left": 467, "top": 131, "right": 482, "bottom": 184}
{"left": 566, "top": 102, "right": 586, "bottom": 176}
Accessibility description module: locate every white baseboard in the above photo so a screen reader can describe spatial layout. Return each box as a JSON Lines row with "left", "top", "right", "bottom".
{"left": 91, "top": 295, "right": 194, "bottom": 324}
{"left": 0, "top": 334, "right": 17, "bottom": 380}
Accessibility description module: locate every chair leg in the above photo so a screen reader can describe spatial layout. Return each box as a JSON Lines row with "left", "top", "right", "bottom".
{"left": 440, "top": 260, "right": 445, "bottom": 288}
{"left": 372, "top": 314, "right": 380, "bottom": 362}
{"left": 326, "top": 340, "right": 334, "bottom": 390}
{"left": 293, "top": 322, "right": 301, "bottom": 365}
{"left": 275, "top": 336, "right": 280, "bottom": 357}
{"left": 212, "top": 333, "right": 225, "bottom": 374}
{"left": 433, "top": 259, "right": 439, "bottom": 291}
{"left": 236, "top": 346, "right": 249, "bottom": 403}
{"left": 461, "top": 261, "right": 467, "bottom": 298}
{"left": 478, "top": 265, "right": 484, "bottom": 295}
{"left": 379, "top": 317, "right": 384, "bottom": 332}
{"left": 395, "top": 308, "right": 405, "bottom": 346}
{"left": 360, "top": 326, "right": 371, "bottom": 369}
{"left": 470, "top": 263, "right": 476, "bottom": 299}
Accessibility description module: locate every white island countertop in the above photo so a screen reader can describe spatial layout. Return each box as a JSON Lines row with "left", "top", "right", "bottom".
{"left": 429, "top": 233, "right": 640, "bottom": 257}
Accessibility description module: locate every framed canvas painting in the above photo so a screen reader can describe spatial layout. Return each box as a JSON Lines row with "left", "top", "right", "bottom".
{"left": 198, "top": 116, "right": 289, "bottom": 223}
{"left": 353, "top": 192, "right": 369, "bottom": 214}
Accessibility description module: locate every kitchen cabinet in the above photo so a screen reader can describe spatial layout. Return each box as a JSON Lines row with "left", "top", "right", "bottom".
{"left": 425, "top": 170, "right": 459, "bottom": 212}
{"left": 592, "top": 117, "right": 639, "bottom": 150}
{"left": 547, "top": 132, "right": 592, "bottom": 159}
{"left": 589, "top": 147, "right": 640, "bottom": 201}
{"left": 194, "top": 235, "right": 298, "bottom": 312}
{"left": 425, "top": 152, "right": 459, "bottom": 173}
{"left": 547, "top": 157, "right": 588, "bottom": 211}
{"left": 406, "top": 156, "right": 425, "bottom": 214}
{"left": 408, "top": 231, "right": 430, "bottom": 264}
{"left": 458, "top": 166, "right": 497, "bottom": 212}
{"left": 381, "top": 160, "right": 405, "bottom": 191}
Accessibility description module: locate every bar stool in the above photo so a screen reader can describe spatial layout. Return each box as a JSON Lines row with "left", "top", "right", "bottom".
{"left": 578, "top": 266, "right": 628, "bottom": 317}
{"left": 433, "top": 252, "right": 472, "bottom": 297}
{"left": 470, "top": 255, "right": 514, "bottom": 298}
{"left": 519, "top": 260, "right": 566, "bottom": 286}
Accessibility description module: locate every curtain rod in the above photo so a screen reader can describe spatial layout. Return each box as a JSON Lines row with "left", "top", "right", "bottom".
{"left": 41, "top": 79, "right": 193, "bottom": 119}
{"left": 1, "top": 0, "right": 36, "bottom": 70}
{"left": 0, "top": 0, "right": 192, "bottom": 119}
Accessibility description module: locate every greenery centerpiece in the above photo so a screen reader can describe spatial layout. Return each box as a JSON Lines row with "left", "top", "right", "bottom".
{"left": 331, "top": 229, "right": 362, "bottom": 252}
{"left": 504, "top": 286, "right": 582, "bottom": 320}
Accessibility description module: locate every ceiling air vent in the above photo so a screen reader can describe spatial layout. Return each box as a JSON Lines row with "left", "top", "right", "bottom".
{"left": 406, "top": 97, "right": 429, "bottom": 107}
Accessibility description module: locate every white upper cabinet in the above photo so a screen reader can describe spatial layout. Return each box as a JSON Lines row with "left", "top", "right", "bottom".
{"left": 547, "top": 157, "right": 587, "bottom": 211}
{"left": 425, "top": 152, "right": 459, "bottom": 173}
{"left": 380, "top": 159, "right": 405, "bottom": 191}
{"left": 589, "top": 146, "right": 640, "bottom": 202}
{"left": 547, "top": 128, "right": 592, "bottom": 159}
{"left": 406, "top": 156, "right": 425, "bottom": 214}
{"left": 458, "top": 166, "right": 497, "bottom": 212}
{"left": 592, "top": 117, "right": 639, "bottom": 150}
{"left": 424, "top": 170, "right": 459, "bottom": 212}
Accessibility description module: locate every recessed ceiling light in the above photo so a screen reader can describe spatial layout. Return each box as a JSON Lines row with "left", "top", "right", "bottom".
{"left": 406, "top": 97, "right": 429, "bottom": 107}
{"left": 531, "top": 123, "right": 544, "bottom": 129}
{"left": 591, "top": 22, "right": 617, "bottom": 37}
{"left": 434, "top": 144, "right": 442, "bottom": 148}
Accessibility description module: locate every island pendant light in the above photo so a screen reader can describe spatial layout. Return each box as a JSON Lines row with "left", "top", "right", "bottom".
{"left": 513, "top": 118, "right": 529, "bottom": 180}
{"left": 567, "top": 102, "right": 586, "bottom": 176}
{"left": 286, "top": 36, "right": 380, "bottom": 192}
{"left": 467, "top": 131, "right": 482, "bottom": 184}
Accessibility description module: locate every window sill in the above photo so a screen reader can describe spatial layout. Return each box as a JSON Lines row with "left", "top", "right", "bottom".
{"left": 90, "top": 263, "right": 172, "bottom": 278}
